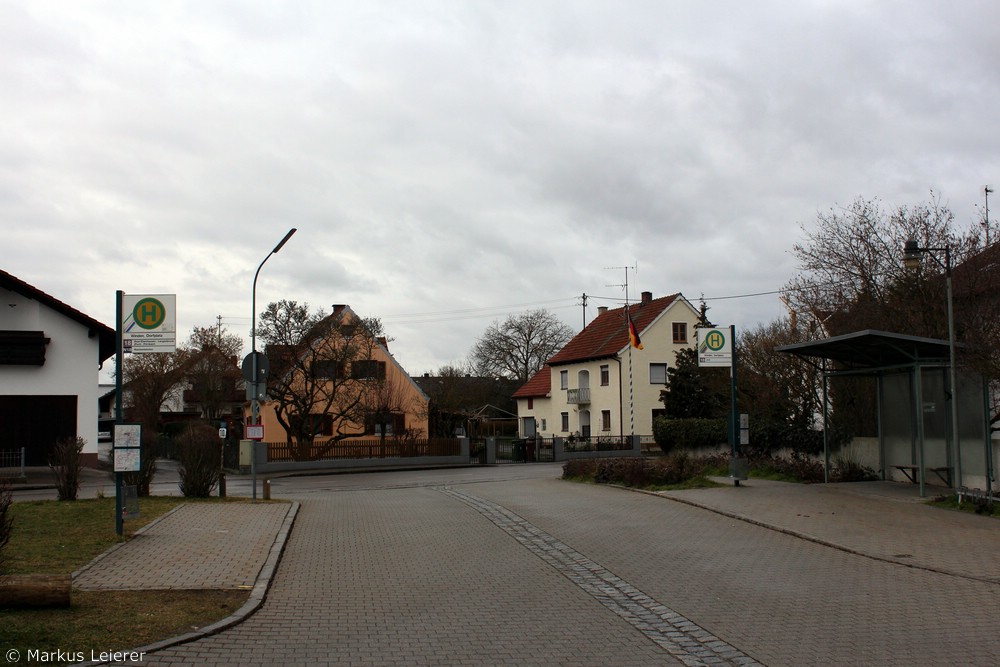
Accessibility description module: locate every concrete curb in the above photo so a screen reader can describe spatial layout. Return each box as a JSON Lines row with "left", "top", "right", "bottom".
{"left": 72, "top": 501, "right": 299, "bottom": 666}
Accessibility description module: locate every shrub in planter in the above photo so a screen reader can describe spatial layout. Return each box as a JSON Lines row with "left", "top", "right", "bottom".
{"left": 832, "top": 457, "right": 879, "bottom": 482}
{"left": 561, "top": 459, "right": 597, "bottom": 481}
{"left": 48, "top": 437, "right": 85, "bottom": 501}
{"left": 743, "top": 449, "right": 825, "bottom": 483}
{"left": 745, "top": 421, "right": 829, "bottom": 456}
{"left": 176, "top": 423, "right": 222, "bottom": 497}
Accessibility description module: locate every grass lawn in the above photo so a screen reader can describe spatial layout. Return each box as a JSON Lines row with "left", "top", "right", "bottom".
{"left": 1, "top": 496, "right": 250, "bottom": 665}
{"left": 928, "top": 493, "right": 1000, "bottom": 518}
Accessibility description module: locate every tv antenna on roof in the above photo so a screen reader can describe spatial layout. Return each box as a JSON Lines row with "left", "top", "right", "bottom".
{"left": 604, "top": 264, "right": 637, "bottom": 306}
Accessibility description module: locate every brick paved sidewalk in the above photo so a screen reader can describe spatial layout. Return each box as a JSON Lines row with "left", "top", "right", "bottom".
{"left": 74, "top": 502, "right": 294, "bottom": 590}
{"left": 658, "top": 478, "right": 1000, "bottom": 583}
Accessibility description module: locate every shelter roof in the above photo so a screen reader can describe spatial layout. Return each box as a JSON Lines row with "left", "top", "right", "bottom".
{"left": 776, "top": 329, "right": 956, "bottom": 372}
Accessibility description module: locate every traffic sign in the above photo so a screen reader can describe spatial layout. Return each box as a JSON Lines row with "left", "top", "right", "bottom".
{"left": 241, "top": 351, "right": 269, "bottom": 382}
{"left": 122, "top": 294, "right": 176, "bottom": 353}
{"left": 697, "top": 327, "right": 733, "bottom": 367}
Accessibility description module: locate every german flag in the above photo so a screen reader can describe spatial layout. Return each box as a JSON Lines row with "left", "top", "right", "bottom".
{"left": 627, "top": 312, "right": 643, "bottom": 350}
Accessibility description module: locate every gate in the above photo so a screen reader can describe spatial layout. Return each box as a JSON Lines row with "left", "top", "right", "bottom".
{"left": 470, "top": 438, "right": 555, "bottom": 464}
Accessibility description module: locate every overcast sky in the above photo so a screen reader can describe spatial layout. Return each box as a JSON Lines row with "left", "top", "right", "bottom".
{"left": 4, "top": 1, "right": 999, "bottom": 377}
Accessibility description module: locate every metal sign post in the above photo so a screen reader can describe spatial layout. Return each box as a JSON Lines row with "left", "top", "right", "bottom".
{"left": 698, "top": 325, "right": 742, "bottom": 485}
{"left": 114, "top": 290, "right": 176, "bottom": 534}
{"left": 115, "top": 291, "right": 124, "bottom": 535}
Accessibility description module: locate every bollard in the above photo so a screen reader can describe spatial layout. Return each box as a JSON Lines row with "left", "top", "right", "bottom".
{"left": 263, "top": 479, "right": 271, "bottom": 500}
{"left": 218, "top": 472, "right": 226, "bottom": 498}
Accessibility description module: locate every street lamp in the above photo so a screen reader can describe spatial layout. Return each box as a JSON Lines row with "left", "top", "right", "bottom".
{"left": 250, "top": 228, "right": 296, "bottom": 499}
{"left": 251, "top": 228, "right": 297, "bottom": 421}
{"left": 986, "top": 186, "right": 994, "bottom": 246}
{"left": 903, "top": 239, "right": 960, "bottom": 491}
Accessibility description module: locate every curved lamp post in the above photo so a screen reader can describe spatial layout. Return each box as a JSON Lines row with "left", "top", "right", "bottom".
{"left": 250, "top": 228, "right": 296, "bottom": 500}
{"left": 903, "top": 239, "right": 960, "bottom": 493}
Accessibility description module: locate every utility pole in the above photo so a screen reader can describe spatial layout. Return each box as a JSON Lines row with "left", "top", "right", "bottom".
{"left": 580, "top": 293, "right": 588, "bottom": 329}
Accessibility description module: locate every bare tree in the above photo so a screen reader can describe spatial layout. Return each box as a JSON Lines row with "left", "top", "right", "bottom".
{"left": 739, "top": 317, "right": 829, "bottom": 442}
{"left": 781, "top": 193, "right": 994, "bottom": 436}
{"left": 470, "top": 309, "right": 574, "bottom": 384}
{"left": 257, "top": 301, "right": 396, "bottom": 460}
{"left": 118, "top": 349, "right": 192, "bottom": 494}
{"left": 352, "top": 372, "right": 425, "bottom": 443}
{"left": 784, "top": 194, "right": 973, "bottom": 337}
{"left": 183, "top": 325, "right": 244, "bottom": 422}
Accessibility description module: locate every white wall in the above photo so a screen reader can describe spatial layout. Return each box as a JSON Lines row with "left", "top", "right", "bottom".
{"left": 0, "top": 288, "right": 103, "bottom": 457}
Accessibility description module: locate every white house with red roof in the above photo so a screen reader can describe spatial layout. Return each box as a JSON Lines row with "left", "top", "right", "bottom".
{"left": 0, "top": 269, "right": 115, "bottom": 466}
{"left": 513, "top": 292, "right": 701, "bottom": 440}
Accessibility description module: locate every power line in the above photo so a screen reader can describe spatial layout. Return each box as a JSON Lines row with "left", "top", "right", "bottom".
{"left": 380, "top": 298, "right": 580, "bottom": 326}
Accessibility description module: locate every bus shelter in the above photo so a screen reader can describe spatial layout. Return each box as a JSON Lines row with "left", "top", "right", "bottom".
{"left": 777, "top": 330, "right": 993, "bottom": 497}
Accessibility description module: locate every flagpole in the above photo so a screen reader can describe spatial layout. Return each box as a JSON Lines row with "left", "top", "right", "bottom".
{"left": 625, "top": 271, "right": 633, "bottom": 437}
{"left": 629, "top": 333, "right": 634, "bottom": 436}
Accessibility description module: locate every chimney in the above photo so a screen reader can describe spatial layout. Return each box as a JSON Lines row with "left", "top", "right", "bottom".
{"left": 597, "top": 306, "right": 608, "bottom": 315}
{"left": 641, "top": 291, "right": 652, "bottom": 304}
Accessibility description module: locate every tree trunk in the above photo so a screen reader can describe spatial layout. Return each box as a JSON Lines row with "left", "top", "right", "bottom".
{"left": 0, "top": 574, "right": 72, "bottom": 608}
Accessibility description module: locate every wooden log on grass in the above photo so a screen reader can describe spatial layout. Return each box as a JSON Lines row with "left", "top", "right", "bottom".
{"left": 0, "top": 574, "right": 72, "bottom": 608}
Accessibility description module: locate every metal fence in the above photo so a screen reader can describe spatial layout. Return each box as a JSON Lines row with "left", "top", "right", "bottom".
{"left": 561, "top": 435, "right": 636, "bottom": 453}
{"left": 486, "top": 437, "right": 556, "bottom": 463}
{"left": 266, "top": 437, "right": 462, "bottom": 463}
{"left": 0, "top": 447, "right": 26, "bottom": 479}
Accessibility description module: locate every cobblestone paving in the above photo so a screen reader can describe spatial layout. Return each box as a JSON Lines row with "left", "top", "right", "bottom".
{"left": 74, "top": 503, "right": 292, "bottom": 590}
{"left": 137, "top": 487, "right": 676, "bottom": 666}
{"left": 109, "top": 468, "right": 1000, "bottom": 666}
{"left": 660, "top": 478, "right": 1000, "bottom": 582}
{"left": 440, "top": 486, "right": 761, "bottom": 667}
{"left": 468, "top": 478, "right": 1000, "bottom": 667}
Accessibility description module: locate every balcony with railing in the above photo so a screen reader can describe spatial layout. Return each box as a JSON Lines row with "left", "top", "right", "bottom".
{"left": 566, "top": 387, "right": 590, "bottom": 404}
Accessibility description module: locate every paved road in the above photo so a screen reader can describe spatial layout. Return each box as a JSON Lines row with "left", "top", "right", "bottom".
{"left": 121, "top": 465, "right": 1000, "bottom": 667}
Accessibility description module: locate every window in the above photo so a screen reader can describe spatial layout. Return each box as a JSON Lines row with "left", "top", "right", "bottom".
{"left": 601, "top": 410, "right": 611, "bottom": 431}
{"left": 649, "top": 363, "right": 667, "bottom": 385}
{"left": 351, "top": 359, "right": 386, "bottom": 380}
{"left": 527, "top": 398, "right": 533, "bottom": 409}
{"left": 560, "top": 370, "right": 569, "bottom": 390}
{"left": 560, "top": 412, "right": 569, "bottom": 432}
{"left": 311, "top": 360, "right": 343, "bottom": 379}
{"left": 540, "top": 419, "right": 547, "bottom": 431}
{"left": 309, "top": 413, "right": 333, "bottom": 436}
{"left": 672, "top": 322, "right": 688, "bottom": 344}
{"left": 366, "top": 413, "right": 405, "bottom": 436}
{"left": 600, "top": 365, "right": 609, "bottom": 386}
